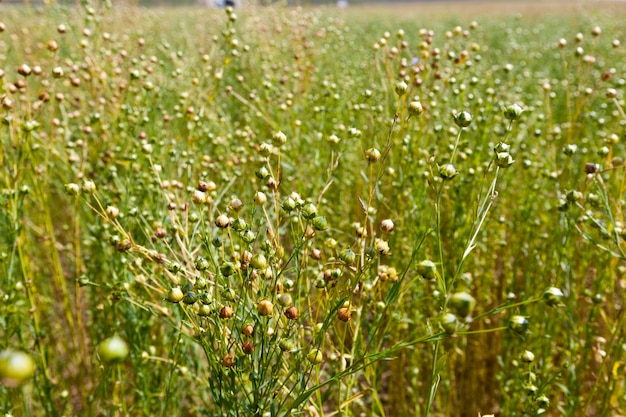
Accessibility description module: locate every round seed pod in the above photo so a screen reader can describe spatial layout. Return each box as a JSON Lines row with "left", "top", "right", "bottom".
{"left": 311, "top": 216, "right": 328, "bottom": 231}
{"left": 98, "top": 335, "right": 129, "bottom": 364}
{"left": 183, "top": 291, "right": 198, "bottom": 305}
{"left": 0, "top": 350, "right": 35, "bottom": 387}
{"left": 307, "top": 349, "right": 323, "bottom": 364}
{"left": 242, "top": 324, "right": 254, "bottom": 337}
{"left": 440, "top": 313, "right": 458, "bottom": 334}
{"left": 380, "top": 219, "right": 395, "bottom": 232}
{"left": 278, "top": 293, "right": 292, "bottom": 306}
{"left": 219, "top": 306, "right": 234, "bottom": 319}
{"left": 222, "top": 354, "right": 235, "bottom": 368}
{"left": 279, "top": 339, "right": 295, "bottom": 352}
{"left": 408, "top": 101, "right": 424, "bottom": 118}
{"left": 543, "top": 287, "right": 564, "bottom": 307}
{"left": 509, "top": 315, "right": 529, "bottom": 334}
{"left": 257, "top": 299, "right": 274, "bottom": 316}
{"left": 197, "top": 304, "right": 212, "bottom": 317}
{"left": 284, "top": 306, "right": 299, "bottom": 320}
{"left": 416, "top": 260, "right": 438, "bottom": 281}
{"left": 503, "top": 103, "right": 523, "bottom": 121}
{"left": 337, "top": 307, "right": 352, "bottom": 322}
{"left": 453, "top": 111, "right": 472, "bottom": 127}
{"left": 167, "top": 287, "right": 184, "bottom": 303}
{"left": 395, "top": 80, "right": 408, "bottom": 96}
{"left": 242, "top": 341, "right": 255, "bottom": 355}
{"left": 449, "top": 292, "right": 476, "bottom": 317}
{"left": 215, "top": 214, "right": 231, "bottom": 228}
{"left": 439, "top": 163, "right": 458, "bottom": 180}
{"left": 365, "top": 148, "right": 381, "bottom": 163}
{"left": 339, "top": 248, "right": 356, "bottom": 265}
{"left": 251, "top": 254, "right": 267, "bottom": 270}
{"left": 521, "top": 350, "right": 535, "bottom": 363}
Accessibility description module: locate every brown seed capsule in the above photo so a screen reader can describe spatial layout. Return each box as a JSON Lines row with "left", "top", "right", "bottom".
{"left": 338, "top": 307, "right": 352, "bottom": 322}
{"left": 219, "top": 306, "right": 234, "bottom": 319}
{"left": 222, "top": 354, "right": 235, "bottom": 368}
{"left": 284, "top": 306, "right": 299, "bottom": 320}
{"left": 17, "top": 64, "right": 31, "bottom": 77}
{"left": 215, "top": 214, "right": 231, "bottom": 228}
{"left": 257, "top": 299, "right": 273, "bottom": 316}
{"left": 46, "top": 39, "right": 59, "bottom": 51}
{"left": 242, "top": 341, "right": 255, "bottom": 355}
{"left": 311, "top": 248, "right": 322, "bottom": 260}
{"left": 242, "top": 324, "right": 254, "bottom": 337}
{"left": 584, "top": 163, "right": 598, "bottom": 174}
{"left": 154, "top": 227, "right": 167, "bottom": 239}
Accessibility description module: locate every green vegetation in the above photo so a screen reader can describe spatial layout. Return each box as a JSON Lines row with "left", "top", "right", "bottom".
{"left": 1, "top": 3, "right": 626, "bottom": 416}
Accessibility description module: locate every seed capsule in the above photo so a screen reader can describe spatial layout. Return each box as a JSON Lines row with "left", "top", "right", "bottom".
{"left": 365, "top": 148, "right": 381, "bottom": 163}
{"left": 395, "top": 80, "right": 408, "bottom": 96}
{"left": 242, "top": 324, "right": 254, "bottom": 337}
{"left": 521, "top": 350, "right": 535, "bottom": 363}
{"left": 257, "top": 299, "right": 274, "bottom": 316}
{"left": 453, "top": 111, "right": 472, "bottom": 127}
{"left": 380, "top": 219, "right": 395, "bottom": 232}
{"left": 284, "top": 306, "right": 299, "bottom": 320}
{"left": 242, "top": 341, "right": 255, "bottom": 355}
{"left": 167, "top": 287, "right": 184, "bottom": 303}
{"left": 417, "top": 260, "right": 438, "bottom": 281}
{"left": 440, "top": 313, "right": 458, "bottom": 334}
{"left": 222, "top": 354, "right": 235, "bottom": 368}
{"left": 543, "top": 287, "right": 564, "bottom": 306}
{"left": 449, "top": 292, "right": 476, "bottom": 317}
{"left": 509, "top": 315, "right": 529, "bottom": 334}
{"left": 337, "top": 307, "right": 352, "bottom": 322}
{"left": 215, "top": 214, "right": 231, "bottom": 228}
{"left": 504, "top": 103, "right": 524, "bottom": 121}
{"left": 0, "top": 350, "right": 35, "bottom": 387}
{"left": 307, "top": 349, "right": 323, "bottom": 364}
{"left": 408, "top": 101, "right": 424, "bottom": 118}
{"left": 98, "top": 335, "right": 129, "bottom": 364}
{"left": 219, "top": 306, "right": 234, "bottom": 319}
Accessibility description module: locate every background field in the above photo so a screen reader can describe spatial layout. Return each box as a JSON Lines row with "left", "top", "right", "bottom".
{"left": 1, "top": 1, "right": 626, "bottom": 416}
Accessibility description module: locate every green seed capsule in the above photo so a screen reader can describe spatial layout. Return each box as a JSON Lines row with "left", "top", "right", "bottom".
{"left": 0, "top": 350, "right": 35, "bottom": 387}
{"left": 279, "top": 339, "right": 296, "bottom": 352}
{"left": 439, "top": 163, "right": 458, "bottom": 180}
{"left": 416, "top": 260, "right": 438, "bottom": 281}
{"left": 440, "top": 313, "right": 458, "bottom": 334}
{"left": 301, "top": 203, "right": 318, "bottom": 220}
{"left": 395, "top": 80, "right": 408, "bottom": 96}
{"left": 98, "top": 335, "right": 129, "bottom": 364}
{"left": 408, "top": 101, "right": 424, "bottom": 118}
{"left": 504, "top": 103, "right": 523, "bottom": 121}
{"left": 251, "top": 254, "right": 267, "bottom": 270}
{"left": 509, "top": 315, "right": 529, "bottom": 334}
{"left": 521, "top": 350, "right": 535, "bottom": 363}
{"left": 167, "top": 287, "right": 184, "bottom": 303}
{"left": 449, "top": 292, "right": 476, "bottom": 317}
{"left": 339, "top": 248, "right": 357, "bottom": 265}
{"left": 543, "top": 287, "right": 564, "bottom": 306}
{"left": 220, "top": 261, "right": 236, "bottom": 277}
{"left": 231, "top": 218, "right": 247, "bottom": 232}
{"left": 311, "top": 216, "right": 328, "bottom": 231}
{"left": 307, "top": 349, "right": 323, "bottom": 364}
{"left": 453, "top": 111, "right": 472, "bottom": 127}
{"left": 183, "top": 291, "right": 198, "bottom": 305}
